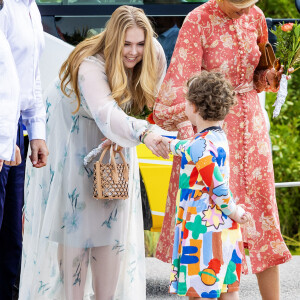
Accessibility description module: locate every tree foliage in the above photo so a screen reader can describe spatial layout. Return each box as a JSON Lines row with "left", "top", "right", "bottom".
{"left": 257, "top": 0, "right": 299, "bottom": 19}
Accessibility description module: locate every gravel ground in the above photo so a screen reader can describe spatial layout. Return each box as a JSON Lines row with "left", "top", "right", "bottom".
{"left": 146, "top": 256, "right": 300, "bottom": 300}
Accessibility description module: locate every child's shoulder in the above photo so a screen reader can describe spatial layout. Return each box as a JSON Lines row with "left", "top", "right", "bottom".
{"left": 185, "top": 132, "right": 213, "bottom": 162}
{"left": 190, "top": 129, "right": 226, "bottom": 152}
{"left": 187, "top": 129, "right": 228, "bottom": 165}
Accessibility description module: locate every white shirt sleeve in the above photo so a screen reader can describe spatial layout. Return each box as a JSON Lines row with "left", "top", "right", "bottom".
{"left": 0, "top": 30, "right": 20, "bottom": 161}
{"left": 21, "top": 68, "right": 46, "bottom": 141}
{"left": 0, "top": 0, "right": 46, "bottom": 142}
{"left": 0, "top": 9, "right": 8, "bottom": 35}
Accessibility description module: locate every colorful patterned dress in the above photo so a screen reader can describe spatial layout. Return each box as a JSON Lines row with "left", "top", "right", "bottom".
{"left": 154, "top": 0, "right": 292, "bottom": 274}
{"left": 169, "top": 127, "right": 243, "bottom": 298}
{"left": 19, "top": 39, "right": 166, "bottom": 300}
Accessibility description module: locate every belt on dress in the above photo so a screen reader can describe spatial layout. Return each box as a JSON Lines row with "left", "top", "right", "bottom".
{"left": 234, "top": 81, "right": 254, "bottom": 94}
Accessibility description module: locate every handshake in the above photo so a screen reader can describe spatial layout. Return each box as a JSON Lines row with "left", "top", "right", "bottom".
{"left": 142, "top": 131, "right": 172, "bottom": 160}
{"left": 101, "top": 131, "right": 172, "bottom": 159}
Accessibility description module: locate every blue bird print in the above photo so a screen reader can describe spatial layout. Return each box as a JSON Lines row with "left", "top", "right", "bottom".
{"left": 102, "top": 207, "right": 118, "bottom": 228}
{"left": 210, "top": 147, "right": 226, "bottom": 167}
{"left": 68, "top": 188, "right": 80, "bottom": 211}
{"left": 38, "top": 281, "right": 50, "bottom": 294}
{"left": 71, "top": 115, "right": 79, "bottom": 134}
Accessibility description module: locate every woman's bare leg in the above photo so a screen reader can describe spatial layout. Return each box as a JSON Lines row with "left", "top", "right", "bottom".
{"left": 58, "top": 245, "right": 89, "bottom": 300}
{"left": 256, "top": 265, "right": 280, "bottom": 300}
{"left": 90, "top": 246, "right": 121, "bottom": 300}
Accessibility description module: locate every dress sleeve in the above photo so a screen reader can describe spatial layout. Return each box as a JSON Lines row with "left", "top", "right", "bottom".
{"left": 169, "top": 138, "right": 190, "bottom": 156}
{"left": 253, "top": 10, "right": 279, "bottom": 93}
{"left": 193, "top": 139, "right": 237, "bottom": 216}
{"left": 153, "top": 12, "right": 203, "bottom": 139}
{"left": 78, "top": 57, "right": 150, "bottom": 148}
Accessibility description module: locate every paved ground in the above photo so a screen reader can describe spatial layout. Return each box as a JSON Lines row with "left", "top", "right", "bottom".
{"left": 146, "top": 256, "right": 300, "bottom": 299}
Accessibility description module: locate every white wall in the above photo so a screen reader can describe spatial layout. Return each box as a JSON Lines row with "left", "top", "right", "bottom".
{"left": 39, "top": 32, "right": 74, "bottom": 91}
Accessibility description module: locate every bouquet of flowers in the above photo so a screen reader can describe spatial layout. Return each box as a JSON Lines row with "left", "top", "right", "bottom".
{"left": 129, "top": 105, "right": 156, "bottom": 124}
{"left": 271, "top": 22, "right": 300, "bottom": 117}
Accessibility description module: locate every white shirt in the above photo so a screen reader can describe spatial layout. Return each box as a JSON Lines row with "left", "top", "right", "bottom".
{"left": 0, "top": 29, "right": 20, "bottom": 161}
{"left": 0, "top": 0, "right": 45, "bottom": 141}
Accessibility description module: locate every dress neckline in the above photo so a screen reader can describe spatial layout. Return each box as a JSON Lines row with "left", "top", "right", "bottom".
{"left": 211, "top": 0, "right": 230, "bottom": 20}
{"left": 199, "top": 126, "right": 223, "bottom": 133}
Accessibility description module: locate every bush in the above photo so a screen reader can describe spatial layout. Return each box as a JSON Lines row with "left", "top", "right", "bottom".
{"left": 265, "top": 72, "right": 300, "bottom": 252}
{"left": 256, "top": 0, "right": 300, "bottom": 253}
{"left": 257, "top": 0, "right": 299, "bottom": 19}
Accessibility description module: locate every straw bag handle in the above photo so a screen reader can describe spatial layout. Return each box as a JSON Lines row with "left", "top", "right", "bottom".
{"left": 109, "top": 146, "right": 129, "bottom": 183}
{"left": 97, "top": 145, "right": 129, "bottom": 183}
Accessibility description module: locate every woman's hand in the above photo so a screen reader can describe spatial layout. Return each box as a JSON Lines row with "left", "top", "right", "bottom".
{"left": 267, "top": 66, "right": 294, "bottom": 89}
{"left": 143, "top": 132, "right": 170, "bottom": 159}
{"left": 102, "top": 138, "right": 123, "bottom": 152}
{"left": 287, "top": 67, "right": 294, "bottom": 79}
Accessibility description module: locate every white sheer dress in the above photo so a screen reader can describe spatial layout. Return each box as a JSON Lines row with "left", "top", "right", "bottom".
{"left": 19, "top": 39, "right": 166, "bottom": 300}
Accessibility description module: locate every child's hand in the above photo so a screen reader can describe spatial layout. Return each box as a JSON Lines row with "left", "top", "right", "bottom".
{"left": 144, "top": 133, "right": 170, "bottom": 159}
{"left": 229, "top": 205, "right": 250, "bottom": 224}
{"left": 160, "top": 137, "right": 172, "bottom": 152}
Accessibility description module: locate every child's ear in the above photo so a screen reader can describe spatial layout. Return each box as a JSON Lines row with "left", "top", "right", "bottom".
{"left": 192, "top": 103, "right": 198, "bottom": 113}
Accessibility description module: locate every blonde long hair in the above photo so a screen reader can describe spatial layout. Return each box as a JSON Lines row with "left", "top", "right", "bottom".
{"left": 59, "top": 5, "right": 157, "bottom": 114}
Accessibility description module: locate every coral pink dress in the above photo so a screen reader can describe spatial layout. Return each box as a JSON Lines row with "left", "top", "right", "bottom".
{"left": 153, "top": 0, "right": 292, "bottom": 274}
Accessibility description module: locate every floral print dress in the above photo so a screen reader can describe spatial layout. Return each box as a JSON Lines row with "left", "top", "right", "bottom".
{"left": 154, "top": 0, "right": 292, "bottom": 274}
{"left": 19, "top": 40, "right": 166, "bottom": 300}
{"left": 169, "top": 127, "right": 243, "bottom": 298}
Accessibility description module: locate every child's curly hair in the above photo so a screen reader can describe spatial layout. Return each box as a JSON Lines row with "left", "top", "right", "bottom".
{"left": 186, "top": 71, "right": 236, "bottom": 121}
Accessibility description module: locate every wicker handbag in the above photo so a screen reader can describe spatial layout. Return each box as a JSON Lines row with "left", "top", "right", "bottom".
{"left": 93, "top": 145, "right": 129, "bottom": 200}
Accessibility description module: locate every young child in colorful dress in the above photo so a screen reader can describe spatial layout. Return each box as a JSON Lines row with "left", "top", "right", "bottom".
{"left": 161, "top": 71, "right": 250, "bottom": 300}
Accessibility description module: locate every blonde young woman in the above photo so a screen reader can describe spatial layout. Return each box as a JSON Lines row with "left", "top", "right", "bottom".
{"left": 19, "top": 6, "right": 167, "bottom": 300}
{"left": 154, "top": 0, "right": 292, "bottom": 299}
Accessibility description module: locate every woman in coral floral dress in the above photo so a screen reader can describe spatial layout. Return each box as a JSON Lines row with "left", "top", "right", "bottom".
{"left": 153, "top": 0, "right": 292, "bottom": 299}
